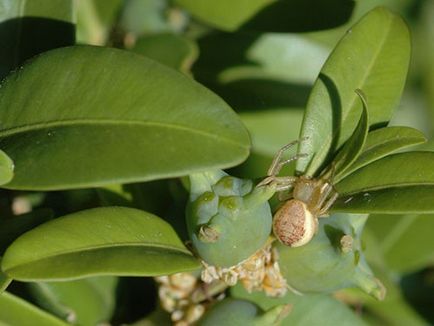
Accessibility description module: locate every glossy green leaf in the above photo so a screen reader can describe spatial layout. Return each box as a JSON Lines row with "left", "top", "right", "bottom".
{"left": 132, "top": 33, "right": 198, "bottom": 73}
{"left": 0, "top": 209, "right": 53, "bottom": 254}
{"left": 0, "top": 0, "right": 74, "bottom": 79}
{"left": 1, "top": 207, "right": 200, "bottom": 281}
{"left": 336, "top": 152, "right": 434, "bottom": 195}
{"left": 174, "top": 0, "right": 354, "bottom": 32}
{"left": 0, "top": 291, "right": 68, "bottom": 325}
{"left": 0, "top": 149, "right": 13, "bottom": 186}
{"left": 337, "top": 126, "right": 427, "bottom": 181}
{"left": 297, "top": 7, "right": 410, "bottom": 175}
{"left": 333, "top": 186, "right": 434, "bottom": 214}
{"left": 0, "top": 45, "right": 249, "bottom": 190}
{"left": 231, "top": 284, "right": 365, "bottom": 326}
{"left": 29, "top": 277, "right": 118, "bottom": 325}
{"left": 332, "top": 90, "right": 369, "bottom": 181}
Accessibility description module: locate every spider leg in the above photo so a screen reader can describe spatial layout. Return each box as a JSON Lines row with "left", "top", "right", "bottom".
{"left": 318, "top": 191, "right": 339, "bottom": 217}
{"left": 257, "top": 176, "right": 297, "bottom": 189}
{"left": 267, "top": 138, "right": 309, "bottom": 176}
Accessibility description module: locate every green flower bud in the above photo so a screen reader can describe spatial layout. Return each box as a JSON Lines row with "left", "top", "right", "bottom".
{"left": 198, "top": 298, "right": 290, "bottom": 326}
{"left": 186, "top": 170, "right": 275, "bottom": 268}
{"left": 278, "top": 213, "right": 385, "bottom": 300}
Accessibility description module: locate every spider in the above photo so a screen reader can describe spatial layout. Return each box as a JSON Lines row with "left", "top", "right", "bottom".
{"left": 257, "top": 139, "right": 339, "bottom": 247}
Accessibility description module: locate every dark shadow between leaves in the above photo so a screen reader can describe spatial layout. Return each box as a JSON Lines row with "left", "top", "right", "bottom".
{"left": 0, "top": 17, "right": 75, "bottom": 80}
{"left": 193, "top": 32, "right": 312, "bottom": 112}
{"left": 240, "top": 0, "right": 355, "bottom": 33}
{"left": 211, "top": 78, "right": 311, "bottom": 112}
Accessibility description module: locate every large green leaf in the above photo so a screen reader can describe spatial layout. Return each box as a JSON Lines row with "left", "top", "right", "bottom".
{"left": 1, "top": 207, "right": 200, "bottom": 281}
{"left": 337, "top": 126, "right": 426, "bottom": 181}
{"left": 29, "top": 277, "right": 118, "bottom": 325}
{"left": 0, "top": 0, "right": 74, "bottom": 79}
{"left": 331, "top": 89, "right": 369, "bottom": 181}
{"left": 0, "top": 149, "right": 13, "bottom": 186}
{"left": 336, "top": 152, "right": 434, "bottom": 195}
{"left": 297, "top": 7, "right": 410, "bottom": 175}
{"left": 0, "top": 45, "right": 249, "bottom": 190}
{"left": 174, "top": 0, "right": 354, "bottom": 32}
{"left": 0, "top": 291, "right": 68, "bottom": 325}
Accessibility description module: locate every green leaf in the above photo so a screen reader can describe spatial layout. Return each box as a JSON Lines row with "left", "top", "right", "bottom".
{"left": 28, "top": 277, "right": 118, "bottom": 325}
{"left": 297, "top": 7, "right": 410, "bottom": 175}
{"left": 0, "top": 209, "right": 53, "bottom": 254}
{"left": 333, "top": 186, "right": 434, "bottom": 214}
{"left": 367, "top": 214, "right": 434, "bottom": 273}
{"left": 337, "top": 126, "right": 427, "bottom": 181}
{"left": 0, "top": 0, "right": 75, "bottom": 79}
{"left": 231, "top": 284, "right": 366, "bottom": 326}
{"left": 174, "top": 0, "right": 354, "bottom": 32}
{"left": 0, "top": 45, "right": 249, "bottom": 190}
{"left": 0, "top": 149, "right": 14, "bottom": 186}
{"left": 1, "top": 207, "right": 200, "bottom": 281}
{"left": 0, "top": 258, "right": 12, "bottom": 292}
{"left": 336, "top": 152, "right": 434, "bottom": 195}
{"left": 132, "top": 33, "right": 198, "bottom": 73}
{"left": 331, "top": 89, "right": 369, "bottom": 181}
{"left": 0, "top": 291, "right": 68, "bottom": 325}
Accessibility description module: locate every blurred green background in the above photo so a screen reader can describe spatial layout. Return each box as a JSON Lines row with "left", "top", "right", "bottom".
{"left": 0, "top": 0, "right": 433, "bottom": 325}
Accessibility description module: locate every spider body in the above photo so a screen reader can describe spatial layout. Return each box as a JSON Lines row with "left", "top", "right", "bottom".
{"left": 258, "top": 140, "right": 338, "bottom": 247}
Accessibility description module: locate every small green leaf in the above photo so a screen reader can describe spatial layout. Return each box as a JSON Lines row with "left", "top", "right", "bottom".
{"left": 0, "top": 0, "right": 74, "bottom": 79}
{"left": 0, "top": 149, "right": 14, "bottom": 186}
{"left": 338, "top": 126, "right": 427, "bottom": 180}
{"left": 336, "top": 152, "right": 434, "bottom": 195}
{"left": 297, "top": 7, "right": 410, "bottom": 175}
{"left": 1, "top": 207, "right": 200, "bottom": 281}
{"left": 332, "top": 89, "right": 369, "bottom": 181}
{"left": 132, "top": 33, "right": 198, "bottom": 73}
{"left": 0, "top": 209, "right": 53, "bottom": 254}
{"left": 0, "top": 45, "right": 249, "bottom": 190}
{"left": 334, "top": 186, "right": 434, "bottom": 214}
{"left": 0, "top": 291, "right": 68, "bottom": 325}
{"left": 174, "top": 0, "right": 354, "bottom": 32}
{"left": 29, "top": 277, "right": 118, "bottom": 325}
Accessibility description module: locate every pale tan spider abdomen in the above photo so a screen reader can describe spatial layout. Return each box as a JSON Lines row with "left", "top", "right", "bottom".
{"left": 273, "top": 199, "right": 317, "bottom": 247}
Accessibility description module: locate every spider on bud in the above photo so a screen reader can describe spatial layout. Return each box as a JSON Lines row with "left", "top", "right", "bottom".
{"left": 257, "top": 139, "right": 339, "bottom": 247}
